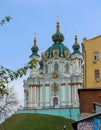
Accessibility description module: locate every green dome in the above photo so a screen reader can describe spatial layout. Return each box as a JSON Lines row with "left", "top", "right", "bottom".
{"left": 46, "top": 21, "right": 70, "bottom": 58}
{"left": 30, "top": 36, "right": 40, "bottom": 57}
{"left": 52, "top": 21, "right": 64, "bottom": 43}
{"left": 46, "top": 43, "right": 69, "bottom": 55}
{"left": 52, "top": 32, "right": 64, "bottom": 42}
{"left": 72, "top": 35, "right": 80, "bottom": 54}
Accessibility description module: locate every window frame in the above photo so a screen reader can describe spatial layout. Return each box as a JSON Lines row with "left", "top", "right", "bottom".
{"left": 54, "top": 62, "right": 58, "bottom": 72}
{"left": 94, "top": 52, "right": 99, "bottom": 61}
{"left": 95, "top": 69, "right": 100, "bottom": 81}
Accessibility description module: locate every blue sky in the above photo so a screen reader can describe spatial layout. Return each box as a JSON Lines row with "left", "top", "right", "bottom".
{"left": 0, "top": 0, "right": 101, "bottom": 104}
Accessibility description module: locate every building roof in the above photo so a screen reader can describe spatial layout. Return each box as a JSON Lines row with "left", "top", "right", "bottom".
{"left": 72, "top": 112, "right": 101, "bottom": 130}
{"left": 46, "top": 21, "right": 70, "bottom": 58}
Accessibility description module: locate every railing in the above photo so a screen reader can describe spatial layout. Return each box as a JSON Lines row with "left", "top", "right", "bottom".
{"left": 23, "top": 105, "right": 79, "bottom": 110}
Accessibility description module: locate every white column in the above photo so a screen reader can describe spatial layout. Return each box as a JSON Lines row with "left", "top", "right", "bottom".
{"left": 62, "top": 85, "right": 65, "bottom": 105}
{"left": 77, "top": 84, "right": 81, "bottom": 106}
{"left": 28, "top": 86, "right": 33, "bottom": 107}
{"left": 46, "top": 86, "right": 49, "bottom": 106}
{"left": 74, "top": 85, "right": 76, "bottom": 103}
{"left": 36, "top": 86, "right": 40, "bottom": 106}
{"left": 40, "top": 86, "right": 42, "bottom": 107}
{"left": 34, "top": 86, "right": 36, "bottom": 106}
{"left": 31, "top": 86, "right": 33, "bottom": 107}
{"left": 68, "top": 85, "right": 71, "bottom": 106}
{"left": 37, "top": 86, "right": 40, "bottom": 105}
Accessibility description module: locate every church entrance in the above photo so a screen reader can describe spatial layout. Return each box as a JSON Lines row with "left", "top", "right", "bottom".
{"left": 53, "top": 97, "right": 58, "bottom": 107}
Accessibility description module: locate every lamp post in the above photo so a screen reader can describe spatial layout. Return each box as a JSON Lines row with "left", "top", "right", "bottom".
{"left": 62, "top": 124, "right": 67, "bottom": 130}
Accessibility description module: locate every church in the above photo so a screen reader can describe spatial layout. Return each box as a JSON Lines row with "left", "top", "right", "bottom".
{"left": 23, "top": 21, "right": 83, "bottom": 120}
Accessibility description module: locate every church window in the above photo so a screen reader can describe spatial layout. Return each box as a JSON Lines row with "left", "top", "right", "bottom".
{"left": 45, "top": 64, "right": 48, "bottom": 73}
{"left": 65, "top": 51, "right": 70, "bottom": 59}
{"left": 53, "top": 97, "right": 58, "bottom": 107}
{"left": 54, "top": 62, "right": 58, "bottom": 71}
{"left": 94, "top": 52, "right": 99, "bottom": 62}
{"left": 65, "top": 63, "right": 69, "bottom": 73}
{"left": 53, "top": 49, "right": 59, "bottom": 58}
{"left": 95, "top": 70, "right": 100, "bottom": 81}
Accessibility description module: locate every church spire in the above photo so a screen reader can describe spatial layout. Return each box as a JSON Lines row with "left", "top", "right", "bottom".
{"left": 30, "top": 35, "right": 39, "bottom": 57}
{"left": 72, "top": 35, "right": 80, "bottom": 54}
{"left": 56, "top": 21, "right": 60, "bottom": 33}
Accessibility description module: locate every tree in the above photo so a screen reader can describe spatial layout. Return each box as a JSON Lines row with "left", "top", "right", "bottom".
{"left": 0, "top": 87, "right": 18, "bottom": 123}
{"left": 0, "top": 16, "right": 36, "bottom": 95}
{"left": 0, "top": 60, "right": 36, "bottom": 95}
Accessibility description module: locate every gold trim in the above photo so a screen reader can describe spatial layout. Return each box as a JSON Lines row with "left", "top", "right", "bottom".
{"left": 29, "top": 84, "right": 42, "bottom": 87}
{"left": 52, "top": 72, "right": 58, "bottom": 78}
{"left": 48, "top": 61, "right": 53, "bottom": 64}
{"left": 61, "top": 83, "right": 66, "bottom": 86}
{"left": 68, "top": 82, "right": 83, "bottom": 85}
{"left": 59, "top": 60, "right": 64, "bottom": 63}
{"left": 45, "top": 84, "right": 50, "bottom": 86}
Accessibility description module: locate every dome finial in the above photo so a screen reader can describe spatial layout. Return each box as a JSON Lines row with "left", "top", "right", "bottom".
{"left": 56, "top": 21, "right": 60, "bottom": 33}
{"left": 34, "top": 33, "right": 36, "bottom": 45}
{"left": 56, "top": 14, "right": 60, "bottom": 32}
{"left": 75, "top": 35, "right": 77, "bottom": 43}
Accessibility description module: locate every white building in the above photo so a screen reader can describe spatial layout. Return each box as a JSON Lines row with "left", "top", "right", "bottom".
{"left": 23, "top": 21, "right": 83, "bottom": 109}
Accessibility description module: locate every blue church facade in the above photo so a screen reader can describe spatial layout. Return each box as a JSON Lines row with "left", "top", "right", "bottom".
{"left": 23, "top": 21, "right": 83, "bottom": 120}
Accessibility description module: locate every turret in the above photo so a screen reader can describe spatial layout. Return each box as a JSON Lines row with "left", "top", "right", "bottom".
{"left": 30, "top": 35, "right": 40, "bottom": 77}
{"left": 71, "top": 35, "right": 83, "bottom": 74}
{"left": 30, "top": 35, "right": 40, "bottom": 59}
{"left": 72, "top": 35, "right": 80, "bottom": 54}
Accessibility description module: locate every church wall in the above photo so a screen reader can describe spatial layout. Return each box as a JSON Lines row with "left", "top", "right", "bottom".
{"left": 23, "top": 22, "right": 83, "bottom": 121}
{"left": 18, "top": 108, "right": 80, "bottom": 121}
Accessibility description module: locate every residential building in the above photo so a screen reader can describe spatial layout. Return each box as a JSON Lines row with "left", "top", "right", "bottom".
{"left": 82, "top": 36, "right": 101, "bottom": 88}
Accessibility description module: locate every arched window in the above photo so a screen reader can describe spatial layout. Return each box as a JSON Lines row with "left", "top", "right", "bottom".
{"left": 65, "top": 63, "right": 69, "bottom": 73}
{"left": 53, "top": 97, "right": 58, "bottom": 107}
{"left": 54, "top": 62, "right": 58, "bottom": 71}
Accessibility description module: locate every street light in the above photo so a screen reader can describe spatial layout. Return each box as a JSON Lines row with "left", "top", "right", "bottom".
{"left": 62, "top": 124, "right": 67, "bottom": 130}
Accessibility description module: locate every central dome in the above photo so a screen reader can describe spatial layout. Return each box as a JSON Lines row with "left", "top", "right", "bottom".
{"left": 52, "top": 21, "right": 64, "bottom": 42}
{"left": 46, "top": 21, "right": 70, "bottom": 58}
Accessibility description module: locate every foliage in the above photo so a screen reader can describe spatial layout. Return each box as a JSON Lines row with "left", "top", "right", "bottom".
{"left": 0, "top": 87, "right": 18, "bottom": 123}
{"left": 0, "top": 59, "right": 36, "bottom": 95}
{"left": 0, "top": 16, "right": 12, "bottom": 25}
{"left": 0, "top": 114, "right": 74, "bottom": 130}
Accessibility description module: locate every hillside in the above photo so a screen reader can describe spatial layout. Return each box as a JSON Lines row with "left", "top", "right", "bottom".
{"left": 0, "top": 113, "right": 74, "bottom": 130}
